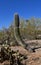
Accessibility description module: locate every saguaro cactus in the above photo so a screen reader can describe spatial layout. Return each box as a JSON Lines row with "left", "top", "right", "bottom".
{"left": 14, "top": 13, "right": 26, "bottom": 48}
{"left": 14, "top": 13, "right": 37, "bottom": 52}
{"left": 14, "top": 13, "right": 36, "bottom": 52}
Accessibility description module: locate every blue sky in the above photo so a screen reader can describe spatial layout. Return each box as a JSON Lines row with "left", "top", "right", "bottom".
{"left": 0, "top": 0, "right": 41, "bottom": 29}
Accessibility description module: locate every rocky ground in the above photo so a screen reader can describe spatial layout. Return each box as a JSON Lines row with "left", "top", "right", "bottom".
{"left": 10, "top": 46, "right": 41, "bottom": 65}
{"left": 0, "top": 40, "right": 41, "bottom": 65}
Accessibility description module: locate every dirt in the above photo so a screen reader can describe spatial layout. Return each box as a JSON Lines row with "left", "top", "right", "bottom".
{"left": 10, "top": 46, "right": 41, "bottom": 65}
{"left": 0, "top": 40, "right": 41, "bottom": 65}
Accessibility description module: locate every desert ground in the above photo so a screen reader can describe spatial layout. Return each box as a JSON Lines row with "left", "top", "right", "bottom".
{"left": 0, "top": 40, "right": 41, "bottom": 65}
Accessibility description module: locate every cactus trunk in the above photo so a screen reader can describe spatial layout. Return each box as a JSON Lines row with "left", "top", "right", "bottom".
{"left": 14, "top": 14, "right": 26, "bottom": 47}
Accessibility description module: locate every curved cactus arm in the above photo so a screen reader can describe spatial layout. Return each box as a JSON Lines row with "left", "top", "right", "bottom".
{"left": 14, "top": 14, "right": 26, "bottom": 48}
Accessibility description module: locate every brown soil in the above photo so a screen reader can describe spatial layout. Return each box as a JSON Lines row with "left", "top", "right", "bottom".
{"left": 0, "top": 40, "right": 41, "bottom": 65}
